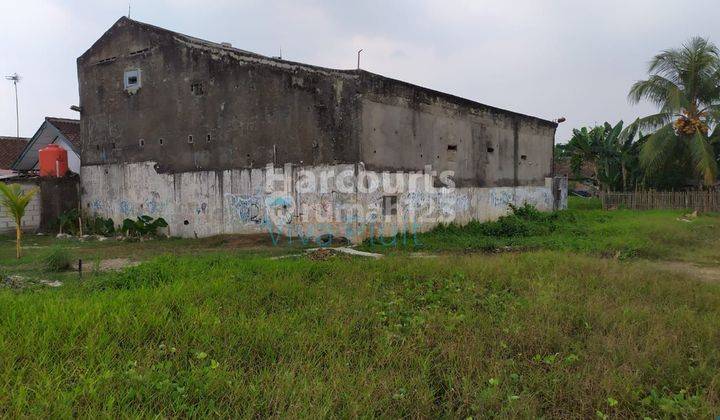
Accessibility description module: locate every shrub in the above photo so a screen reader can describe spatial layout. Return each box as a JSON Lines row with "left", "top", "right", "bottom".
{"left": 44, "top": 246, "right": 72, "bottom": 272}
{"left": 121, "top": 215, "right": 168, "bottom": 237}
{"left": 86, "top": 216, "right": 115, "bottom": 236}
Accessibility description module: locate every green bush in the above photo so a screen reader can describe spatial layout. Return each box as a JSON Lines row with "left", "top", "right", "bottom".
{"left": 86, "top": 216, "right": 116, "bottom": 236}
{"left": 44, "top": 246, "right": 72, "bottom": 272}
{"left": 433, "top": 203, "right": 558, "bottom": 238}
{"left": 121, "top": 215, "right": 168, "bottom": 238}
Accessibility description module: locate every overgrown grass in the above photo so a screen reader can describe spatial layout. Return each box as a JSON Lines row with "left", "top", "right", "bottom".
{"left": 1, "top": 202, "right": 719, "bottom": 416}
{"left": 43, "top": 246, "right": 72, "bottom": 272}
{"left": 363, "top": 198, "right": 720, "bottom": 263}
{"left": 0, "top": 252, "right": 718, "bottom": 417}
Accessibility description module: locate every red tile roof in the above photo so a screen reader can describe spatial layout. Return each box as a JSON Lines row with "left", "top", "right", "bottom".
{"left": 0, "top": 137, "right": 29, "bottom": 169}
{"left": 45, "top": 117, "right": 80, "bottom": 149}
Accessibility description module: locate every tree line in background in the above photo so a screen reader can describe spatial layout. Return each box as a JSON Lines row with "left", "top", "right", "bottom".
{"left": 557, "top": 37, "right": 720, "bottom": 192}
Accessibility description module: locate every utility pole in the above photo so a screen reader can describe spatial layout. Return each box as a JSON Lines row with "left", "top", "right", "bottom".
{"left": 5, "top": 73, "right": 20, "bottom": 138}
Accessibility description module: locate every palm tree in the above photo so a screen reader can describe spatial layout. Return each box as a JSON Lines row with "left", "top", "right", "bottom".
{"left": 629, "top": 37, "right": 720, "bottom": 187}
{"left": 0, "top": 183, "right": 38, "bottom": 259}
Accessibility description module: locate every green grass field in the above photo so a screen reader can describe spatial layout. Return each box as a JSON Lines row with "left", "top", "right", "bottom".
{"left": 0, "top": 197, "right": 719, "bottom": 417}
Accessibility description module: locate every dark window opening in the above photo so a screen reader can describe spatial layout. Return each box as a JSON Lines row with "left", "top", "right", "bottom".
{"left": 127, "top": 76, "right": 138, "bottom": 85}
{"left": 159, "top": 138, "right": 164, "bottom": 146}
{"left": 188, "top": 135, "right": 194, "bottom": 144}
{"left": 129, "top": 48, "right": 150, "bottom": 56}
{"left": 447, "top": 144, "right": 458, "bottom": 151}
{"left": 139, "top": 139, "right": 145, "bottom": 148}
{"left": 521, "top": 155, "right": 527, "bottom": 160}
{"left": 191, "top": 82, "right": 204, "bottom": 96}
{"left": 111, "top": 142, "right": 116, "bottom": 149}
{"left": 487, "top": 147, "right": 495, "bottom": 153}
{"left": 183, "top": 220, "right": 189, "bottom": 225}
{"left": 95, "top": 56, "right": 117, "bottom": 65}
{"left": 206, "top": 134, "right": 211, "bottom": 143}
{"left": 95, "top": 144, "right": 100, "bottom": 151}
{"left": 382, "top": 195, "right": 398, "bottom": 216}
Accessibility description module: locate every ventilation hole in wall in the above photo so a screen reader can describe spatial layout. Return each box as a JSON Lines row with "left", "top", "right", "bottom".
{"left": 487, "top": 147, "right": 495, "bottom": 153}
{"left": 159, "top": 138, "right": 164, "bottom": 146}
{"left": 521, "top": 155, "right": 527, "bottom": 160}
{"left": 188, "top": 135, "right": 194, "bottom": 144}
{"left": 139, "top": 139, "right": 145, "bottom": 148}
{"left": 420, "top": 154, "right": 423, "bottom": 158}
{"left": 183, "top": 220, "right": 189, "bottom": 225}
{"left": 246, "top": 153, "right": 251, "bottom": 158}
{"left": 206, "top": 134, "right": 211, "bottom": 143}
{"left": 436, "top": 155, "right": 440, "bottom": 159}
{"left": 111, "top": 142, "right": 116, "bottom": 149}
{"left": 447, "top": 144, "right": 457, "bottom": 151}
{"left": 373, "top": 150, "right": 377, "bottom": 154}
{"left": 129, "top": 48, "right": 150, "bottom": 56}
{"left": 191, "top": 82, "right": 204, "bottom": 96}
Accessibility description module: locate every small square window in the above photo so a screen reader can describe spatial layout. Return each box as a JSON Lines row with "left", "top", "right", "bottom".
{"left": 124, "top": 69, "right": 142, "bottom": 92}
{"left": 191, "top": 82, "right": 204, "bottom": 96}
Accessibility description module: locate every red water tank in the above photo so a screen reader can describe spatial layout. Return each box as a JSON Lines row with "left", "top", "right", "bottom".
{"left": 38, "top": 144, "right": 69, "bottom": 177}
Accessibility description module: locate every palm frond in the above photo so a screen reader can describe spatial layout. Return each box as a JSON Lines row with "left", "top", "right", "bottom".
{"left": 635, "top": 112, "right": 675, "bottom": 132}
{"left": 639, "top": 124, "right": 678, "bottom": 177}
{"left": 0, "top": 183, "right": 38, "bottom": 224}
{"left": 688, "top": 131, "right": 718, "bottom": 186}
{"left": 628, "top": 75, "right": 684, "bottom": 110}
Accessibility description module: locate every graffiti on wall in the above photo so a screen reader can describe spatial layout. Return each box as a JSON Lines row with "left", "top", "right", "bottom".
{"left": 226, "top": 194, "right": 263, "bottom": 224}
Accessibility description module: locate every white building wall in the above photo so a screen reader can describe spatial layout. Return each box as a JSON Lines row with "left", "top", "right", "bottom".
{"left": 81, "top": 162, "right": 566, "bottom": 242}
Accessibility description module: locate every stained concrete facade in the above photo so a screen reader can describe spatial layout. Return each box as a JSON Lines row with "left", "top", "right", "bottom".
{"left": 78, "top": 17, "right": 564, "bottom": 241}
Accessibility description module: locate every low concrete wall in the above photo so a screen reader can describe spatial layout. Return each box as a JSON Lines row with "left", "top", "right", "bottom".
{"left": 81, "top": 162, "right": 566, "bottom": 242}
{"left": 0, "top": 180, "right": 41, "bottom": 234}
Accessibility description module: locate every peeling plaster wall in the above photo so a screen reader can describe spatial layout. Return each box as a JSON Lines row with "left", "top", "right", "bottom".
{"left": 81, "top": 162, "right": 564, "bottom": 241}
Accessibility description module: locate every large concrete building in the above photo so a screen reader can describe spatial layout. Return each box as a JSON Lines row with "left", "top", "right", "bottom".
{"left": 78, "top": 17, "right": 565, "bottom": 241}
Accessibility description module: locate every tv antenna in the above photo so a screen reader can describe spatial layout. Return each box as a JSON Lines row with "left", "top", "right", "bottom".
{"left": 5, "top": 73, "right": 20, "bottom": 138}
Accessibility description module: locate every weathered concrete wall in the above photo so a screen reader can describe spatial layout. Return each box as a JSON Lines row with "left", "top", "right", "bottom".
{"left": 358, "top": 73, "right": 556, "bottom": 187}
{"left": 81, "top": 162, "right": 562, "bottom": 241}
{"left": 77, "top": 18, "right": 556, "bottom": 185}
{"left": 78, "top": 18, "right": 361, "bottom": 174}
{"left": 0, "top": 181, "right": 40, "bottom": 234}
{"left": 39, "top": 175, "right": 80, "bottom": 233}
{"left": 77, "top": 18, "right": 562, "bottom": 240}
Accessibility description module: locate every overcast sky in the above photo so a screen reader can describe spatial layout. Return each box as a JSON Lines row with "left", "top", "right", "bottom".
{"left": 2, "top": 0, "right": 719, "bottom": 142}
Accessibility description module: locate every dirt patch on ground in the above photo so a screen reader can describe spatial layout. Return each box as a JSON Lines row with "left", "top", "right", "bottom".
{"left": 655, "top": 261, "right": 720, "bottom": 283}
{"left": 307, "top": 248, "right": 338, "bottom": 261}
{"left": 74, "top": 258, "right": 141, "bottom": 272}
